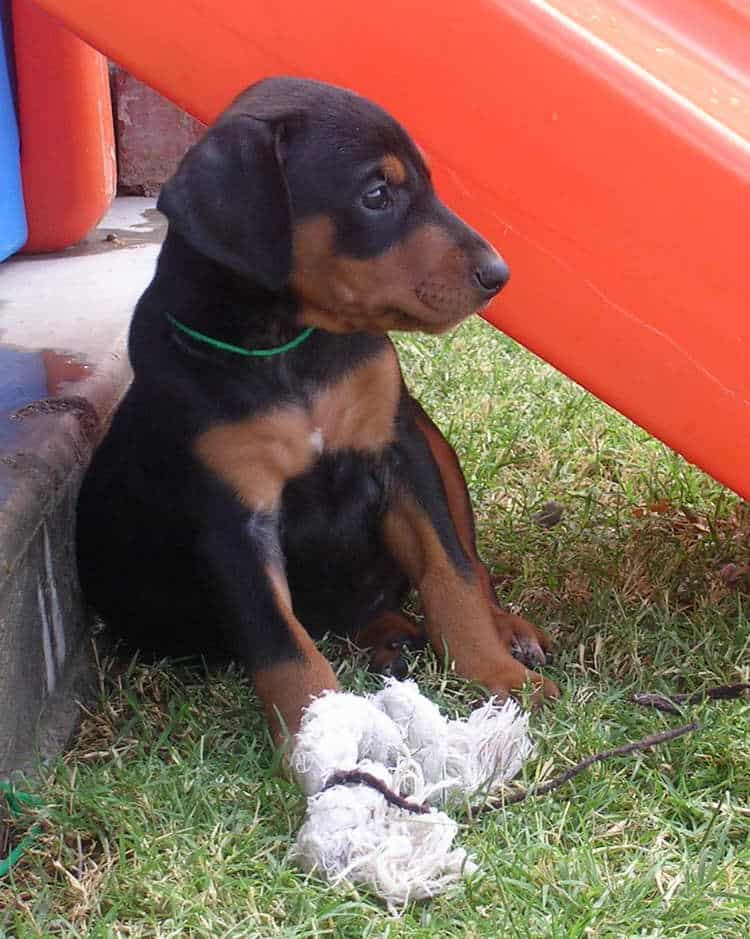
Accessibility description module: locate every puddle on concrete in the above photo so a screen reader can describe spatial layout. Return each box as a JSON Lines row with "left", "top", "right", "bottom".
{"left": 133, "top": 208, "right": 164, "bottom": 229}
{"left": 9, "top": 206, "right": 166, "bottom": 262}
{"left": 0, "top": 346, "right": 91, "bottom": 412}
{"left": 0, "top": 346, "right": 93, "bottom": 504}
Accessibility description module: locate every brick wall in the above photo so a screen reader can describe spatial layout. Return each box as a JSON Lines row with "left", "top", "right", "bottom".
{"left": 112, "top": 67, "right": 205, "bottom": 196}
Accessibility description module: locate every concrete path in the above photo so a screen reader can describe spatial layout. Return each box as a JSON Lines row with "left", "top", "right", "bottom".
{"left": 0, "top": 198, "right": 164, "bottom": 776}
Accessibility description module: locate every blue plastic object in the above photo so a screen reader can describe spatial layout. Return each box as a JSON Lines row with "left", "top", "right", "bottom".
{"left": 0, "top": 0, "right": 27, "bottom": 261}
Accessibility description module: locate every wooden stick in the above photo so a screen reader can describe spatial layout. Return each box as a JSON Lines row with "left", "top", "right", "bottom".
{"left": 323, "top": 722, "right": 699, "bottom": 817}
{"left": 633, "top": 682, "right": 750, "bottom": 714}
{"left": 469, "top": 721, "right": 699, "bottom": 815}
{"left": 322, "top": 769, "right": 431, "bottom": 815}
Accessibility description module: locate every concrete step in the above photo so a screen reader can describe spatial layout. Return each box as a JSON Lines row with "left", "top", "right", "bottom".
{"left": 0, "top": 198, "right": 164, "bottom": 776}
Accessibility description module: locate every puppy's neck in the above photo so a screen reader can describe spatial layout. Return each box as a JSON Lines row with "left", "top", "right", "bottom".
{"left": 153, "top": 232, "right": 302, "bottom": 350}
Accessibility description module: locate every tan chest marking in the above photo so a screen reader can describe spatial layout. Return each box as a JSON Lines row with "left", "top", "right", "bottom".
{"left": 309, "top": 344, "right": 401, "bottom": 453}
{"left": 195, "top": 407, "right": 312, "bottom": 512}
{"left": 194, "top": 345, "right": 401, "bottom": 512}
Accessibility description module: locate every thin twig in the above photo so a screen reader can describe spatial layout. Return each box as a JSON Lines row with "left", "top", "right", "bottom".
{"left": 630, "top": 694, "right": 684, "bottom": 715}
{"left": 323, "top": 722, "right": 700, "bottom": 818}
{"left": 322, "top": 682, "right": 745, "bottom": 816}
{"left": 633, "top": 682, "right": 750, "bottom": 714}
{"left": 469, "top": 721, "right": 699, "bottom": 816}
{"left": 322, "top": 770, "right": 431, "bottom": 815}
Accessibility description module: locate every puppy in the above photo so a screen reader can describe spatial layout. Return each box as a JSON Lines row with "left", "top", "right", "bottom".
{"left": 76, "top": 77, "right": 557, "bottom": 742}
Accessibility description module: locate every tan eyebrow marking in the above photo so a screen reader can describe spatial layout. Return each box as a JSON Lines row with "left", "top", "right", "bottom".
{"left": 381, "top": 154, "right": 408, "bottom": 185}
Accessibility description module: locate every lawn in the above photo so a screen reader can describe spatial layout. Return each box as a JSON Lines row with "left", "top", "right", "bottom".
{"left": 2, "top": 318, "right": 749, "bottom": 937}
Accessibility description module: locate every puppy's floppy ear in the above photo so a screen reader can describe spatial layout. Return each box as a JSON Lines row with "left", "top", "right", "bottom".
{"left": 157, "top": 116, "right": 291, "bottom": 291}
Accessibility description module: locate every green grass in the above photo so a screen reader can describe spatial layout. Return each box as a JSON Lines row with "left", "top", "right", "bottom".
{"left": 3, "top": 318, "right": 749, "bottom": 937}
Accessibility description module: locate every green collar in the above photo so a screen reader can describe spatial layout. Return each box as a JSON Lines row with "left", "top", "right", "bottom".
{"left": 165, "top": 312, "right": 315, "bottom": 358}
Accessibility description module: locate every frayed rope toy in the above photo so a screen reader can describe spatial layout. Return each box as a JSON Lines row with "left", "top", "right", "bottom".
{"left": 289, "top": 679, "right": 533, "bottom": 907}
{"left": 288, "top": 678, "right": 713, "bottom": 908}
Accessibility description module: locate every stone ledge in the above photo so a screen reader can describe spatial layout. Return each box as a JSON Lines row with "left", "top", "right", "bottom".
{"left": 0, "top": 198, "right": 164, "bottom": 775}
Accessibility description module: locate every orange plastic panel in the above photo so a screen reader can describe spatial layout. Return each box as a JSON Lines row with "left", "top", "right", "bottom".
{"left": 31, "top": 0, "right": 750, "bottom": 497}
{"left": 13, "top": 0, "right": 115, "bottom": 252}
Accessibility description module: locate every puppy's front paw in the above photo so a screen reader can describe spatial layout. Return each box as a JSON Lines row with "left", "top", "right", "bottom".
{"left": 355, "top": 612, "right": 427, "bottom": 679}
{"left": 480, "top": 652, "right": 559, "bottom": 708}
{"left": 492, "top": 609, "right": 553, "bottom": 669}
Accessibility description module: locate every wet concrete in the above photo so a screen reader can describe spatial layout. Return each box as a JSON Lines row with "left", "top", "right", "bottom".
{"left": 0, "top": 197, "right": 163, "bottom": 775}
{"left": 19, "top": 207, "right": 166, "bottom": 260}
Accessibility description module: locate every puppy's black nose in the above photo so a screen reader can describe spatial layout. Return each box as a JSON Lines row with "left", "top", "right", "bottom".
{"left": 474, "top": 256, "right": 510, "bottom": 296}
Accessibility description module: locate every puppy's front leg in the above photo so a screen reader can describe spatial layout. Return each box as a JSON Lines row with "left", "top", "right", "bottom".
{"left": 383, "top": 399, "right": 557, "bottom": 703}
{"left": 198, "top": 511, "right": 339, "bottom": 742}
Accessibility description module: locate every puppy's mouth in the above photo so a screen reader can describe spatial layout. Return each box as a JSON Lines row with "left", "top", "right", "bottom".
{"left": 416, "top": 280, "right": 492, "bottom": 316}
{"left": 383, "top": 306, "right": 476, "bottom": 335}
{"left": 294, "top": 280, "right": 493, "bottom": 336}
{"left": 381, "top": 282, "right": 493, "bottom": 334}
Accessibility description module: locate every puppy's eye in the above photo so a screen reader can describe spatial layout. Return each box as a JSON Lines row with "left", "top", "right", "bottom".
{"left": 362, "top": 184, "right": 392, "bottom": 211}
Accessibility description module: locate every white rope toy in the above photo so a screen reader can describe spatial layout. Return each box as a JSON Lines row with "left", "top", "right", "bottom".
{"left": 290, "top": 679, "right": 533, "bottom": 909}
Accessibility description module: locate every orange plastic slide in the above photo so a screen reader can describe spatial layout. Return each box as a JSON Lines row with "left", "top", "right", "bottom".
{"left": 13, "top": 0, "right": 115, "bottom": 252}
{"left": 32, "top": 0, "right": 750, "bottom": 498}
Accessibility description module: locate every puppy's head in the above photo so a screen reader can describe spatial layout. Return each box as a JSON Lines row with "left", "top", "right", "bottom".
{"left": 158, "top": 77, "right": 509, "bottom": 334}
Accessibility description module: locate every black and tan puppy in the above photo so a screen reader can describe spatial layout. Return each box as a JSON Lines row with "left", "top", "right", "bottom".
{"left": 76, "top": 77, "right": 557, "bottom": 741}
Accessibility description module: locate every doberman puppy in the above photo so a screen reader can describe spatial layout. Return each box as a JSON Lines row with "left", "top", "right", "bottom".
{"left": 76, "top": 77, "right": 557, "bottom": 743}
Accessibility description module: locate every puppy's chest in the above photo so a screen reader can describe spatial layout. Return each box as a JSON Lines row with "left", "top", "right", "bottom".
{"left": 195, "top": 347, "right": 401, "bottom": 511}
